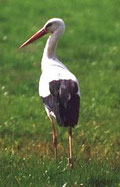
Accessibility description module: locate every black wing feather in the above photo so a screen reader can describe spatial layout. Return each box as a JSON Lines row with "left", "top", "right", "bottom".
{"left": 41, "top": 79, "right": 80, "bottom": 127}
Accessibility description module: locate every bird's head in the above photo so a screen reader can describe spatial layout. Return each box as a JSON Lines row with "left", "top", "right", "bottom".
{"left": 44, "top": 18, "right": 65, "bottom": 34}
{"left": 19, "top": 18, "right": 65, "bottom": 48}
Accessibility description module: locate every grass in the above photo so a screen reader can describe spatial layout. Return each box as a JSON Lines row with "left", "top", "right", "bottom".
{"left": 0, "top": 155, "right": 119, "bottom": 187}
{"left": 0, "top": 0, "right": 120, "bottom": 186}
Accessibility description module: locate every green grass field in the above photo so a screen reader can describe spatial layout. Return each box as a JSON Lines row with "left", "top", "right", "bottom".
{"left": 0, "top": 0, "right": 120, "bottom": 186}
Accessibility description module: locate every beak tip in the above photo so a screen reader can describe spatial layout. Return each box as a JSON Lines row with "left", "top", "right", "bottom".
{"left": 19, "top": 43, "right": 26, "bottom": 49}
{"left": 19, "top": 45, "right": 23, "bottom": 49}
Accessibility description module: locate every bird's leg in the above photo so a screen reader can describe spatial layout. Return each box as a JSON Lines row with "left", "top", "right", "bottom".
{"left": 68, "top": 126, "right": 73, "bottom": 168}
{"left": 51, "top": 118, "right": 57, "bottom": 159}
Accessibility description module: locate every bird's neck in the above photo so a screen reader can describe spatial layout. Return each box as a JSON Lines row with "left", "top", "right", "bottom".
{"left": 43, "top": 31, "right": 61, "bottom": 59}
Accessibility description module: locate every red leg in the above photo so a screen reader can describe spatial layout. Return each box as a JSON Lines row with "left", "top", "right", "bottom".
{"left": 68, "top": 126, "right": 73, "bottom": 168}
{"left": 51, "top": 118, "right": 57, "bottom": 159}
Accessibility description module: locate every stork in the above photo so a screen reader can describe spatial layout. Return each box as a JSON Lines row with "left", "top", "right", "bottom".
{"left": 20, "top": 18, "right": 80, "bottom": 167}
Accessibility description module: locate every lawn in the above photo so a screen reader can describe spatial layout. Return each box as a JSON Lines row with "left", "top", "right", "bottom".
{"left": 0, "top": 0, "right": 120, "bottom": 186}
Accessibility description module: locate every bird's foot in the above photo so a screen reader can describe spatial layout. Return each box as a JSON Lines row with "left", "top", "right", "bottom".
{"left": 68, "top": 157, "right": 73, "bottom": 168}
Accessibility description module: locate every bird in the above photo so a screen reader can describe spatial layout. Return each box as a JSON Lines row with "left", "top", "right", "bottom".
{"left": 20, "top": 18, "right": 80, "bottom": 167}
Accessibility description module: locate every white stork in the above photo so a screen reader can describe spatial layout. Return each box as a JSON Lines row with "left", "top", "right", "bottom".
{"left": 20, "top": 18, "right": 80, "bottom": 167}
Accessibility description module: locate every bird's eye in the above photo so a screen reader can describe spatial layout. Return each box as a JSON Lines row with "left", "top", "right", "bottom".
{"left": 46, "top": 23, "right": 53, "bottom": 29}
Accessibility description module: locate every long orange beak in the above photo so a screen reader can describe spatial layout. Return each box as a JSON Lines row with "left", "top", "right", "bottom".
{"left": 19, "top": 28, "right": 47, "bottom": 48}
